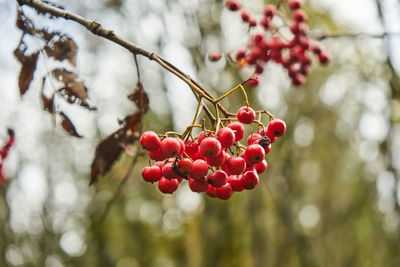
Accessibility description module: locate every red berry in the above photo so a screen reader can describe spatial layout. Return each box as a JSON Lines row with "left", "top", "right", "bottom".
{"left": 217, "top": 127, "right": 235, "bottom": 148}
{"left": 189, "top": 177, "right": 208, "bottom": 193}
{"left": 141, "top": 166, "right": 162, "bottom": 183}
{"left": 206, "top": 184, "right": 217, "bottom": 198}
{"left": 311, "top": 43, "right": 322, "bottom": 55}
{"left": 247, "top": 133, "right": 262, "bottom": 145}
{"left": 185, "top": 140, "right": 199, "bottom": 157}
{"left": 293, "top": 9, "right": 308, "bottom": 22}
{"left": 247, "top": 74, "right": 260, "bottom": 87}
{"left": 197, "top": 131, "right": 214, "bottom": 144}
{"left": 242, "top": 171, "right": 259, "bottom": 189}
{"left": 292, "top": 73, "right": 306, "bottom": 86}
{"left": 241, "top": 10, "right": 250, "bottom": 22}
{"left": 208, "top": 52, "right": 222, "bottom": 62}
{"left": 248, "top": 18, "right": 257, "bottom": 27}
{"left": 236, "top": 49, "right": 246, "bottom": 60}
{"left": 226, "top": 0, "right": 241, "bottom": 11}
{"left": 162, "top": 162, "right": 178, "bottom": 179}
{"left": 216, "top": 184, "right": 234, "bottom": 200}
{"left": 176, "top": 158, "right": 192, "bottom": 178}
{"left": 255, "top": 159, "right": 268, "bottom": 174}
{"left": 237, "top": 106, "right": 256, "bottom": 124}
{"left": 289, "top": 0, "right": 303, "bottom": 10}
{"left": 199, "top": 137, "right": 222, "bottom": 158}
{"left": 140, "top": 131, "right": 161, "bottom": 152}
{"left": 148, "top": 148, "right": 167, "bottom": 161}
{"left": 227, "top": 156, "right": 246, "bottom": 175}
{"left": 227, "top": 122, "right": 244, "bottom": 142}
{"left": 160, "top": 137, "right": 181, "bottom": 158}
{"left": 318, "top": 52, "right": 330, "bottom": 64}
{"left": 158, "top": 177, "right": 179, "bottom": 194}
{"left": 207, "top": 150, "right": 226, "bottom": 167}
{"left": 267, "top": 119, "right": 287, "bottom": 137}
{"left": 260, "top": 16, "right": 271, "bottom": 30}
{"left": 228, "top": 175, "right": 244, "bottom": 192}
{"left": 207, "top": 170, "right": 227, "bottom": 188}
{"left": 190, "top": 159, "right": 209, "bottom": 179}
{"left": 263, "top": 5, "right": 276, "bottom": 18}
{"left": 245, "top": 144, "right": 265, "bottom": 165}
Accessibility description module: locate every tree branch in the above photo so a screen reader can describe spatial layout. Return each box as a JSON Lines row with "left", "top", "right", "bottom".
{"left": 312, "top": 32, "right": 400, "bottom": 41}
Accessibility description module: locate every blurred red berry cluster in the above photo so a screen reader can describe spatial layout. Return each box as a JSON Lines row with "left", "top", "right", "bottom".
{"left": 216, "top": 0, "right": 330, "bottom": 86}
{"left": 140, "top": 106, "right": 286, "bottom": 200}
{"left": 0, "top": 129, "right": 15, "bottom": 187}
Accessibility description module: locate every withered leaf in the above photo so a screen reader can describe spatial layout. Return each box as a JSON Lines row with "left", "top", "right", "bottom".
{"left": 45, "top": 36, "right": 77, "bottom": 66}
{"left": 60, "top": 112, "right": 82, "bottom": 138}
{"left": 128, "top": 82, "right": 149, "bottom": 113}
{"left": 52, "top": 68, "right": 87, "bottom": 100}
{"left": 90, "top": 113, "right": 142, "bottom": 185}
{"left": 14, "top": 49, "right": 39, "bottom": 95}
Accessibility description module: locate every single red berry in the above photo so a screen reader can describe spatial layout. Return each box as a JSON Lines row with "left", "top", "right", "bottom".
{"left": 237, "top": 106, "right": 256, "bottom": 124}
{"left": 226, "top": 0, "right": 241, "bottom": 11}
{"left": 263, "top": 4, "right": 276, "bottom": 18}
{"left": 260, "top": 16, "right": 271, "bottom": 30}
{"left": 141, "top": 166, "right": 162, "bottom": 183}
{"left": 207, "top": 170, "right": 227, "bottom": 188}
{"left": 242, "top": 171, "right": 259, "bottom": 189}
{"left": 208, "top": 52, "right": 222, "bottom": 62}
{"left": 255, "top": 64, "right": 264, "bottom": 74}
{"left": 158, "top": 177, "right": 179, "bottom": 194}
{"left": 217, "top": 127, "right": 235, "bottom": 148}
{"left": 318, "top": 52, "right": 330, "bottom": 64}
{"left": 247, "top": 133, "right": 262, "bottom": 145}
{"left": 140, "top": 131, "right": 161, "bottom": 152}
{"left": 227, "top": 122, "right": 244, "bottom": 142}
{"left": 162, "top": 162, "right": 178, "bottom": 179}
{"left": 199, "top": 137, "right": 222, "bottom": 158}
{"left": 160, "top": 137, "right": 181, "bottom": 158}
{"left": 227, "top": 156, "right": 246, "bottom": 175}
{"left": 206, "top": 184, "right": 217, "bottom": 198}
{"left": 207, "top": 150, "right": 226, "bottom": 167}
{"left": 190, "top": 159, "right": 209, "bottom": 180}
{"left": 290, "top": 22, "right": 308, "bottom": 35}
{"left": 255, "top": 159, "right": 268, "bottom": 174}
{"left": 241, "top": 10, "right": 250, "bottom": 22}
{"left": 216, "top": 184, "right": 234, "bottom": 200}
{"left": 148, "top": 149, "right": 167, "bottom": 161}
{"left": 311, "top": 43, "right": 322, "bottom": 55}
{"left": 185, "top": 140, "right": 199, "bottom": 157}
{"left": 248, "top": 18, "right": 257, "bottom": 27}
{"left": 245, "top": 144, "right": 265, "bottom": 165}
{"left": 228, "top": 175, "right": 244, "bottom": 192}
{"left": 176, "top": 158, "right": 192, "bottom": 178}
{"left": 247, "top": 74, "right": 260, "bottom": 87}
{"left": 197, "top": 131, "right": 214, "bottom": 144}
{"left": 236, "top": 49, "right": 246, "bottom": 60}
{"left": 267, "top": 119, "right": 287, "bottom": 137}
{"left": 293, "top": 9, "right": 308, "bottom": 22}
{"left": 289, "top": 0, "right": 303, "bottom": 10}
{"left": 189, "top": 177, "right": 208, "bottom": 193}
{"left": 292, "top": 73, "right": 306, "bottom": 86}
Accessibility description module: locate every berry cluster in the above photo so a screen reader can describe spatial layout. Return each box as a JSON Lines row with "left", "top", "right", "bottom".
{"left": 222, "top": 0, "right": 329, "bottom": 86}
{"left": 0, "top": 130, "right": 15, "bottom": 187}
{"left": 140, "top": 106, "right": 286, "bottom": 200}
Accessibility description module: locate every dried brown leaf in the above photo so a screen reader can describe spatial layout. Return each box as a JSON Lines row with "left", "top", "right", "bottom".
{"left": 60, "top": 112, "right": 82, "bottom": 138}
{"left": 128, "top": 82, "right": 149, "bottom": 113}
{"left": 52, "top": 68, "right": 87, "bottom": 100}
{"left": 14, "top": 49, "right": 39, "bottom": 95}
{"left": 90, "top": 113, "right": 142, "bottom": 185}
{"left": 45, "top": 36, "right": 77, "bottom": 66}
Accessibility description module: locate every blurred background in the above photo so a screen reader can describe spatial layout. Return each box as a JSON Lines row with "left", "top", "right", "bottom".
{"left": 1, "top": 0, "right": 400, "bottom": 266}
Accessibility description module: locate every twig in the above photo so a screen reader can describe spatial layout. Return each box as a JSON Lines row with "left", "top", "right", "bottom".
{"left": 312, "top": 32, "right": 400, "bottom": 41}
{"left": 100, "top": 151, "right": 142, "bottom": 221}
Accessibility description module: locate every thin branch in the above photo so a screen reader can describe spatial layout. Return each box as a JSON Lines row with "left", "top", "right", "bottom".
{"left": 312, "top": 32, "right": 400, "bottom": 41}
{"left": 100, "top": 151, "right": 142, "bottom": 221}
